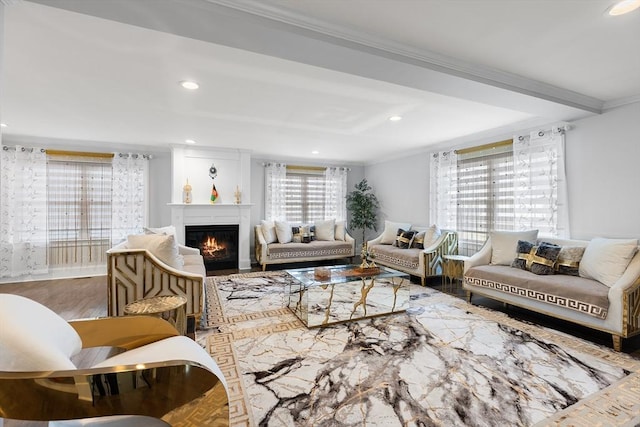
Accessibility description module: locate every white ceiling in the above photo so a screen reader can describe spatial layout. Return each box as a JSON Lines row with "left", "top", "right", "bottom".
{"left": 1, "top": 0, "right": 639, "bottom": 163}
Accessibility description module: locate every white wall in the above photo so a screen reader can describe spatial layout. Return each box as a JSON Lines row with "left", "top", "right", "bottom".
{"left": 365, "top": 152, "right": 430, "bottom": 241}
{"left": 364, "top": 101, "right": 640, "bottom": 242}
{"left": 565, "top": 102, "right": 640, "bottom": 239}
{"left": 148, "top": 153, "right": 172, "bottom": 227}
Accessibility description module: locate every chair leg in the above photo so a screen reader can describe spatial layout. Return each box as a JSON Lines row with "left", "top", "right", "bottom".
{"left": 466, "top": 291, "right": 472, "bottom": 303}
{"left": 612, "top": 335, "right": 622, "bottom": 352}
{"left": 421, "top": 276, "right": 425, "bottom": 286}
{"left": 262, "top": 264, "right": 267, "bottom": 271}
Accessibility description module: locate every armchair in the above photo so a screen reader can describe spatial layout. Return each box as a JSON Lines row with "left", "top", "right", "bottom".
{"left": 0, "top": 294, "right": 228, "bottom": 423}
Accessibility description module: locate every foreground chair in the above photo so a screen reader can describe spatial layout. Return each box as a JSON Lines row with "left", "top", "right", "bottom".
{"left": 0, "top": 294, "right": 228, "bottom": 424}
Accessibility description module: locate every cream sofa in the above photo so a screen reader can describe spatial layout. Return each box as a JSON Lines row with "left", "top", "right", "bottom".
{"left": 367, "top": 222, "right": 458, "bottom": 285}
{"left": 463, "top": 232, "right": 640, "bottom": 351}
{"left": 107, "top": 233, "right": 206, "bottom": 335}
{"left": 255, "top": 222, "right": 356, "bottom": 270}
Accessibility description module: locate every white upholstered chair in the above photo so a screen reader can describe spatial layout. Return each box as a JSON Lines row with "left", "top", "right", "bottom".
{"left": 0, "top": 294, "right": 227, "bottom": 424}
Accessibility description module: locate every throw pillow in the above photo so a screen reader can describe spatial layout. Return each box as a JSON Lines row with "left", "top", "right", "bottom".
{"left": 555, "top": 246, "right": 586, "bottom": 276}
{"left": 410, "top": 231, "right": 426, "bottom": 249}
{"left": 334, "top": 220, "right": 346, "bottom": 241}
{"left": 380, "top": 220, "right": 412, "bottom": 245}
{"left": 144, "top": 225, "right": 177, "bottom": 236}
{"left": 275, "top": 220, "right": 293, "bottom": 244}
{"left": 395, "top": 229, "right": 417, "bottom": 249}
{"left": 315, "top": 219, "right": 336, "bottom": 241}
{"left": 490, "top": 230, "right": 539, "bottom": 266}
{"left": 127, "top": 233, "right": 183, "bottom": 270}
{"left": 291, "top": 226, "right": 302, "bottom": 243}
{"left": 260, "top": 220, "right": 277, "bottom": 244}
{"left": 422, "top": 224, "right": 441, "bottom": 248}
{"left": 579, "top": 238, "right": 638, "bottom": 287}
{"left": 511, "top": 240, "right": 534, "bottom": 271}
{"left": 512, "top": 240, "right": 561, "bottom": 275}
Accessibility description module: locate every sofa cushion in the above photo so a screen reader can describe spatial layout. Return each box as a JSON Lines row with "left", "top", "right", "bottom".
{"left": 579, "top": 238, "right": 638, "bottom": 287}
{"left": 381, "top": 221, "right": 412, "bottom": 245}
{"left": 261, "top": 220, "right": 278, "bottom": 244}
{"left": 394, "top": 229, "right": 417, "bottom": 249}
{"left": 556, "top": 246, "right": 585, "bottom": 276}
{"left": 182, "top": 254, "right": 206, "bottom": 277}
{"left": 512, "top": 240, "right": 561, "bottom": 275}
{"left": 490, "top": 230, "right": 538, "bottom": 266}
{"left": 127, "top": 233, "right": 183, "bottom": 270}
{"left": 369, "top": 244, "right": 420, "bottom": 270}
{"left": 466, "top": 265, "right": 609, "bottom": 319}
{"left": 315, "top": 219, "right": 335, "bottom": 241}
{"left": 275, "top": 220, "right": 293, "bottom": 244}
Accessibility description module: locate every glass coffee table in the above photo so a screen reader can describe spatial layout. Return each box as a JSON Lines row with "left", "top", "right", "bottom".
{"left": 285, "top": 264, "right": 410, "bottom": 328}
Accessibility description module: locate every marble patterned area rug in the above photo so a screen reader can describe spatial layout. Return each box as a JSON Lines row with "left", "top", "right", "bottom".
{"left": 200, "top": 271, "right": 640, "bottom": 427}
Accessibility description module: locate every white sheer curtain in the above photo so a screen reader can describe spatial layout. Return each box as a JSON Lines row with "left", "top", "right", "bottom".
{"left": 324, "top": 167, "right": 348, "bottom": 221}
{"left": 513, "top": 128, "right": 569, "bottom": 238}
{"left": 264, "top": 163, "right": 287, "bottom": 221}
{"left": 429, "top": 150, "right": 458, "bottom": 230}
{"left": 0, "top": 146, "right": 48, "bottom": 278}
{"left": 111, "top": 153, "right": 148, "bottom": 245}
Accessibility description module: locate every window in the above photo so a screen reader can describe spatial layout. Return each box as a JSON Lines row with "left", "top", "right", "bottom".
{"left": 264, "top": 163, "right": 347, "bottom": 222}
{"left": 47, "top": 154, "right": 113, "bottom": 267}
{"left": 456, "top": 149, "right": 514, "bottom": 255}
{"left": 283, "top": 170, "right": 327, "bottom": 223}
{"left": 430, "top": 130, "right": 569, "bottom": 256}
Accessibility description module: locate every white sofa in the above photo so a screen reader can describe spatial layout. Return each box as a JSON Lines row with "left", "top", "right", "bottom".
{"left": 107, "top": 233, "right": 206, "bottom": 335}
{"left": 367, "top": 222, "right": 458, "bottom": 285}
{"left": 463, "top": 233, "right": 640, "bottom": 351}
{"left": 255, "top": 220, "right": 356, "bottom": 270}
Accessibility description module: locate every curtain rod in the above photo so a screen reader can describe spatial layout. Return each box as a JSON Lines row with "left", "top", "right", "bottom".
{"left": 454, "top": 139, "right": 512, "bottom": 155}
{"left": 46, "top": 149, "right": 114, "bottom": 158}
{"left": 262, "top": 162, "right": 350, "bottom": 171}
{"left": 2, "top": 146, "right": 46, "bottom": 153}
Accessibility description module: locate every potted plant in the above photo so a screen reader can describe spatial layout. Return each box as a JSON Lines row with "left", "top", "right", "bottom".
{"left": 346, "top": 179, "right": 380, "bottom": 250}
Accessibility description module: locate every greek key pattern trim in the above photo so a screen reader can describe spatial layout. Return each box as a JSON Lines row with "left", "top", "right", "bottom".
{"left": 371, "top": 251, "right": 419, "bottom": 270}
{"left": 464, "top": 276, "right": 608, "bottom": 319}
{"left": 269, "top": 247, "right": 353, "bottom": 260}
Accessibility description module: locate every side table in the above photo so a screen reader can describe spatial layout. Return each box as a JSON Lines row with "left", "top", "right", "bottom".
{"left": 124, "top": 295, "right": 187, "bottom": 336}
{"left": 442, "top": 254, "right": 470, "bottom": 294}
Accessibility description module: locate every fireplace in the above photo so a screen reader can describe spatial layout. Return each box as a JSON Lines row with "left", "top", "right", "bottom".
{"left": 185, "top": 225, "right": 239, "bottom": 271}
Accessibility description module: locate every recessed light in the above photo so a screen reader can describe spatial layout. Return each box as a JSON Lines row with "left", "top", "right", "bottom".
{"left": 180, "top": 80, "right": 199, "bottom": 90}
{"left": 608, "top": 0, "right": 640, "bottom": 15}
{"left": 389, "top": 115, "right": 402, "bottom": 122}
{"left": 311, "top": 150, "right": 320, "bottom": 155}
{"left": 185, "top": 139, "right": 196, "bottom": 144}
{"left": 0, "top": 123, "right": 6, "bottom": 128}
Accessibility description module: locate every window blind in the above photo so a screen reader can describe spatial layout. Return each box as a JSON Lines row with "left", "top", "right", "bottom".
{"left": 456, "top": 150, "right": 514, "bottom": 255}
{"left": 284, "top": 170, "right": 326, "bottom": 223}
{"left": 46, "top": 155, "right": 113, "bottom": 267}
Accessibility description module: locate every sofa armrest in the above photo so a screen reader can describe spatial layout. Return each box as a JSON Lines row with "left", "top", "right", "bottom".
{"left": 254, "top": 225, "right": 268, "bottom": 263}
{"left": 178, "top": 244, "right": 200, "bottom": 255}
{"left": 422, "top": 230, "right": 458, "bottom": 276}
{"left": 464, "top": 238, "right": 492, "bottom": 273}
{"left": 609, "top": 250, "right": 640, "bottom": 293}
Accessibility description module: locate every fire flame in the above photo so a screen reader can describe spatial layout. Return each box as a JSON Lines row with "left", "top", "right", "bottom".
{"left": 203, "top": 236, "right": 223, "bottom": 251}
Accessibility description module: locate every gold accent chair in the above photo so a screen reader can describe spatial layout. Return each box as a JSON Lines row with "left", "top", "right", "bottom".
{"left": 0, "top": 294, "right": 228, "bottom": 424}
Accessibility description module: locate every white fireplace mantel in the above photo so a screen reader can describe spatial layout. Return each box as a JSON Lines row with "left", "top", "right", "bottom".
{"left": 169, "top": 203, "right": 252, "bottom": 270}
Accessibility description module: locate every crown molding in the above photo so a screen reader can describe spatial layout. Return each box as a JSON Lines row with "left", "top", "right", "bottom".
{"left": 0, "top": 0, "right": 23, "bottom": 5}
{"left": 207, "top": 0, "right": 603, "bottom": 114}
{"left": 602, "top": 95, "right": 640, "bottom": 111}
